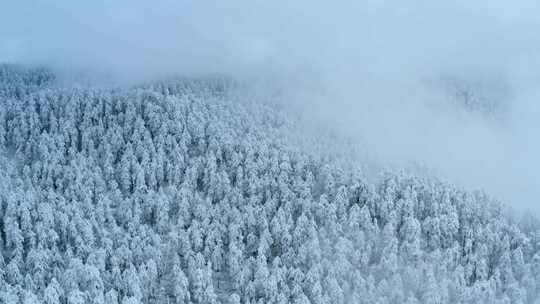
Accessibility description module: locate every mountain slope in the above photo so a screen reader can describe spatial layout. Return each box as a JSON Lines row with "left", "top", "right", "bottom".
{"left": 0, "top": 65, "right": 539, "bottom": 304}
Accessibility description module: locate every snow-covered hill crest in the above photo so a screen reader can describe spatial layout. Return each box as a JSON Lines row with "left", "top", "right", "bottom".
{"left": 0, "top": 66, "right": 539, "bottom": 304}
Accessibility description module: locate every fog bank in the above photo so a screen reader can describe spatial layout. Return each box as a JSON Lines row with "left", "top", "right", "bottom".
{"left": 1, "top": 0, "right": 540, "bottom": 211}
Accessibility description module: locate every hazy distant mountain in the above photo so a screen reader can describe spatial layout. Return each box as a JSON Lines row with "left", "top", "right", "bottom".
{"left": 0, "top": 65, "right": 539, "bottom": 304}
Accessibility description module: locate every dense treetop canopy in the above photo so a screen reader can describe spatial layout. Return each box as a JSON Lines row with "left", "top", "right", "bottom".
{"left": 0, "top": 65, "right": 539, "bottom": 304}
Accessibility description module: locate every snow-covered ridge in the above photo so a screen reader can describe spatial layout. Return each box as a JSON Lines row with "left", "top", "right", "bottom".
{"left": 0, "top": 65, "right": 539, "bottom": 304}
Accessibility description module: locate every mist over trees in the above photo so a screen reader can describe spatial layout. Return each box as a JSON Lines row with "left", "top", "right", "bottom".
{"left": 3, "top": 0, "right": 540, "bottom": 212}
{"left": 0, "top": 65, "right": 539, "bottom": 304}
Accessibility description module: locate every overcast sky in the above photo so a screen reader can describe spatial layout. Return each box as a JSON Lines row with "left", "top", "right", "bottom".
{"left": 1, "top": 0, "right": 540, "bottom": 212}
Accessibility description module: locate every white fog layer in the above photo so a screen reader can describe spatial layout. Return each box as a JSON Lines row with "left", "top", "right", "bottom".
{"left": 1, "top": 1, "right": 540, "bottom": 303}
{"left": 2, "top": 0, "right": 539, "bottom": 212}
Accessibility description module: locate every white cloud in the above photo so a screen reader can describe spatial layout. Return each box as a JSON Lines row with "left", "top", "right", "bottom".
{"left": 2, "top": 0, "right": 540, "bottom": 212}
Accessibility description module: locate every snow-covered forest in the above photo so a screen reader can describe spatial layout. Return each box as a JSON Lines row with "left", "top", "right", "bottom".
{"left": 0, "top": 65, "right": 539, "bottom": 304}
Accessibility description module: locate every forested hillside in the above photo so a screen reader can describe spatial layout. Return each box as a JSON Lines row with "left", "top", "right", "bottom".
{"left": 1, "top": 65, "right": 540, "bottom": 304}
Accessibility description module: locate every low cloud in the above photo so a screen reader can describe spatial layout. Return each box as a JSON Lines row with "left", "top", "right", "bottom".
{"left": 1, "top": 0, "right": 540, "bottom": 212}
